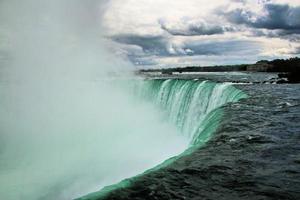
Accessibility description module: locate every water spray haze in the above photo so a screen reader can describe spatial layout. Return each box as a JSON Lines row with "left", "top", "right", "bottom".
{"left": 0, "top": 0, "right": 188, "bottom": 199}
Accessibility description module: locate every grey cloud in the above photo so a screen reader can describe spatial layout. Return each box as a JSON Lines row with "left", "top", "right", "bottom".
{"left": 222, "top": 3, "right": 300, "bottom": 33}
{"left": 292, "top": 47, "right": 300, "bottom": 55}
{"left": 160, "top": 21, "right": 227, "bottom": 36}
{"left": 112, "top": 34, "right": 282, "bottom": 66}
{"left": 111, "top": 32, "right": 263, "bottom": 66}
{"left": 183, "top": 40, "right": 261, "bottom": 56}
{"left": 127, "top": 55, "right": 158, "bottom": 66}
{"left": 112, "top": 33, "right": 261, "bottom": 57}
{"left": 110, "top": 34, "right": 170, "bottom": 56}
{"left": 110, "top": 34, "right": 171, "bottom": 66}
{"left": 251, "top": 29, "right": 300, "bottom": 41}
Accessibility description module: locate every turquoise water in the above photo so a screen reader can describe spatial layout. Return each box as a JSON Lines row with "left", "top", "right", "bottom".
{"left": 79, "top": 79, "right": 247, "bottom": 200}
{"left": 0, "top": 78, "right": 246, "bottom": 200}
{"left": 88, "top": 82, "right": 300, "bottom": 200}
{"left": 135, "top": 79, "right": 247, "bottom": 145}
{"left": 0, "top": 80, "right": 187, "bottom": 200}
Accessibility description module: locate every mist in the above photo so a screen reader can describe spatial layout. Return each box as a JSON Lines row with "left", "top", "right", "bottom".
{"left": 0, "top": 0, "right": 188, "bottom": 199}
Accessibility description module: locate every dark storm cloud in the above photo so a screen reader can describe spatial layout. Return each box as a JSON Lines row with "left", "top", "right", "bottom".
{"left": 222, "top": 3, "right": 300, "bottom": 33}
{"left": 110, "top": 34, "right": 170, "bottom": 56}
{"left": 159, "top": 21, "right": 229, "bottom": 36}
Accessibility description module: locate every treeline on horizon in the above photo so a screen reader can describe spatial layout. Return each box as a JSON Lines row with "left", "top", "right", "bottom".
{"left": 140, "top": 57, "right": 300, "bottom": 74}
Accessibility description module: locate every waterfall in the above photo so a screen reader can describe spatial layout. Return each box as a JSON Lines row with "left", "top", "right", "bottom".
{"left": 136, "top": 79, "right": 247, "bottom": 145}
{"left": 79, "top": 79, "right": 247, "bottom": 200}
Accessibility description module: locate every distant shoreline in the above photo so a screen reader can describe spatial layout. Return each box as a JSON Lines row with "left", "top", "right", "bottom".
{"left": 138, "top": 57, "right": 300, "bottom": 83}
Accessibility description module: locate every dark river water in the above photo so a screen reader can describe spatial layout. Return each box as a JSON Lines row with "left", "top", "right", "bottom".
{"left": 86, "top": 73, "right": 300, "bottom": 200}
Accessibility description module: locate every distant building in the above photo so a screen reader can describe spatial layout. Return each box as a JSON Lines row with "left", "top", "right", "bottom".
{"left": 246, "top": 61, "right": 271, "bottom": 72}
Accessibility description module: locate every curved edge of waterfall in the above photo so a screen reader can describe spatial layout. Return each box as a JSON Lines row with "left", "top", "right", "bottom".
{"left": 76, "top": 80, "right": 248, "bottom": 200}
{"left": 76, "top": 108, "right": 224, "bottom": 200}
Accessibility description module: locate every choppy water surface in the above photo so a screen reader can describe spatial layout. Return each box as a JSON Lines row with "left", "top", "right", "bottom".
{"left": 84, "top": 77, "right": 300, "bottom": 200}
{"left": 141, "top": 71, "right": 279, "bottom": 83}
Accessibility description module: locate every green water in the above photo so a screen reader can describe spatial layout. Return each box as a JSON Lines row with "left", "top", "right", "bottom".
{"left": 136, "top": 79, "right": 247, "bottom": 145}
{"left": 79, "top": 79, "right": 247, "bottom": 200}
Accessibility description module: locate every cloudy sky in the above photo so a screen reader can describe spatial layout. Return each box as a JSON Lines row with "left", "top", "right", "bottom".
{"left": 101, "top": 0, "right": 300, "bottom": 68}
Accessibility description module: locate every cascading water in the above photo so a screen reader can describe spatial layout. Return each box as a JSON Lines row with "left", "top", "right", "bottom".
{"left": 135, "top": 79, "right": 247, "bottom": 146}
{"left": 79, "top": 79, "right": 247, "bottom": 200}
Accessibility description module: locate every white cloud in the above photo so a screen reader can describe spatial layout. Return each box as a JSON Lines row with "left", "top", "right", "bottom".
{"left": 102, "top": 0, "right": 228, "bottom": 35}
{"left": 102, "top": 0, "right": 300, "bottom": 67}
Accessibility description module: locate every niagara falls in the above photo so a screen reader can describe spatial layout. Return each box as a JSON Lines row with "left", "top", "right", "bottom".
{"left": 0, "top": 0, "right": 299, "bottom": 200}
